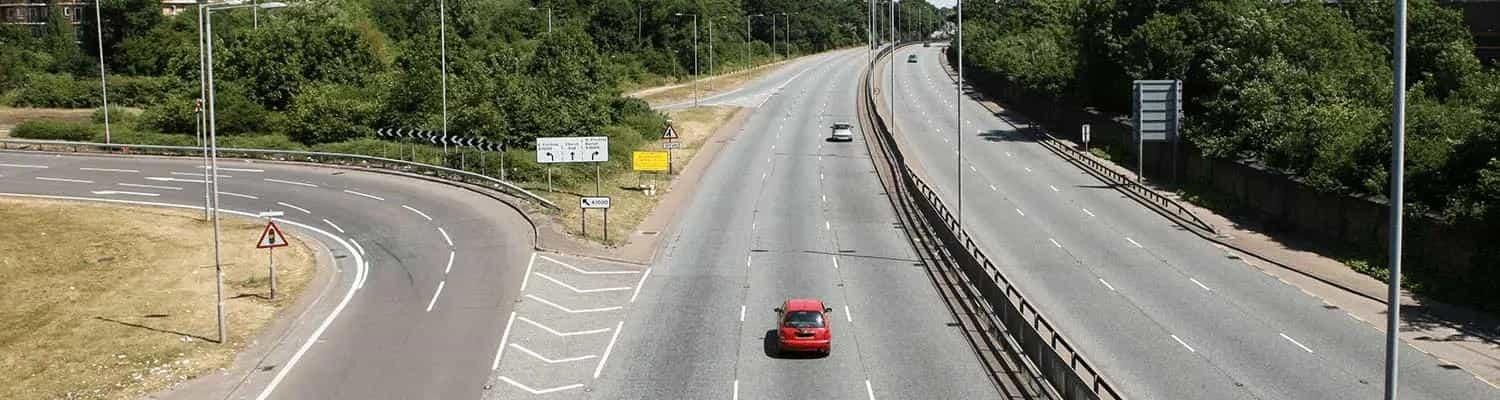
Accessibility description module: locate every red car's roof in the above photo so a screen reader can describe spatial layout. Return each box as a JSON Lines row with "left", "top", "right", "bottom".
{"left": 784, "top": 298, "right": 825, "bottom": 312}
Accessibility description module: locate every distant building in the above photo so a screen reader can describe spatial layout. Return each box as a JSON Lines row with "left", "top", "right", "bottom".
{"left": 1, "top": 0, "right": 88, "bottom": 37}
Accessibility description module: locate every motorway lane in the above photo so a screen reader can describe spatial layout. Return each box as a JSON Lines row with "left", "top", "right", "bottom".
{"left": 882, "top": 44, "right": 1499, "bottom": 399}
{"left": 590, "top": 48, "right": 997, "bottom": 400}
{"left": 659, "top": 51, "right": 862, "bottom": 110}
{"left": 0, "top": 152, "right": 534, "bottom": 399}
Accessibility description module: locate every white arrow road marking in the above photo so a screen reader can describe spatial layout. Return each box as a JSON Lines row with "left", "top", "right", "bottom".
{"left": 118, "top": 183, "right": 181, "bottom": 191}
{"left": 263, "top": 178, "right": 316, "bottom": 188}
{"left": 91, "top": 190, "right": 159, "bottom": 197}
{"left": 496, "top": 376, "right": 583, "bottom": 395}
{"left": 525, "top": 294, "right": 622, "bottom": 314}
{"left": 538, "top": 254, "right": 640, "bottom": 275}
{"left": 36, "top": 176, "right": 93, "bottom": 184}
{"left": 533, "top": 272, "right": 631, "bottom": 293}
{"left": 402, "top": 205, "right": 432, "bottom": 221}
{"left": 343, "top": 190, "right": 384, "bottom": 201}
{"left": 276, "top": 202, "right": 310, "bottom": 214}
{"left": 516, "top": 316, "right": 611, "bottom": 336}
{"left": 219, "top": 191, "right": 257, "bottom": 200}
{"left": 80, "top": 167, "right": 138, "bottom": 173}
{"left": 593, "top": 320, "right": 625, "bottom": 378}
{"left": 509, "top": 343, "right": 597, "bottom": 364}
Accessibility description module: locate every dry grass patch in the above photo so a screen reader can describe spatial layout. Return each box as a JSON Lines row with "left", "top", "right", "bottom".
{"left": 636, "top": 63, "right": 786, "bottom": 106}
{"left": 544, "top": 105, "right": 740, "bottom": 245}
{"left": 0, "top": 198, "right": 317, "bottom": 400}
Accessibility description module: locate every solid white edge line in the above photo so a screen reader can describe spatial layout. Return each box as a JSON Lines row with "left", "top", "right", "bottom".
{"left": 1190, "top": 278, "right": 1212, "bottom": 291}
{"left": 425, "top": 281, "right": 446, "bottom": 312}
{"left": 348, "top": 238, "right": 366, "bottom": 256}
{"left": 219, "top": 191, "right": 258, "bottom": 200}
{"left": 438, "top": 227, "right": 453, "bottom": 247}
{"left": 276, "top": 201, "right": 310, "bottom": 214}
{"left": 117, "top": 182, "right": 181, "bottom": 191}
{"left": 629, "top": 267, "right": 652, "bottom": 303}
{"left": 445, "top": 251, "right": 455, "bottom": 274}
{"left": 1098, "top": 278, "right": 1116, "bottom": 291}
{"left": 343, "top": 189, "right": 385, "bottom": 201}
{"left": 491, "top": 311, "right": 519, "bottom": 370}
{"left": 36, "top": 176, "right": 93, "bottom": 184}
{"left": 592, "top": 320, "right": 624, "bottom": 378}
{"left": 520, "top": 253, "right": 538, "bottom": 291}
{"left": 1126, "top": 237, "right": 1143, "bottom": 248}
{"left": 80, "top": 167, "right": 138, "bottom": 173}
{"left": 322, "top": 219, "right": 345, "bottom": 234}
{"left": 1171, "top": 334, "right": 1196, "bottom": 352}
{"left": 264, "top": 178, "right": 317, "bottom": 188}
{"left": 402, "top": 204, "right": 433, "bottom": 221}
{"left": 865, "top": 380, "right": 875, "bottom": 400}
{"left": 91, "top": 190, "right": 159, "bottom": 197}
{"left": 0, "top": 193, "right": 368, "bottom": 400}
{"left": 1280, "top": 333, "right": 1314, "bottom": 353}
{"left": 0, "top": 163, "right": 47, "bottom": 168}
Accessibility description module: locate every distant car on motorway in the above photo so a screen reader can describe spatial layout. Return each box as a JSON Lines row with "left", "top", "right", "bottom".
{"left": 829, "top": 122, "right": 854, "bottom": 142}
{"left": 907, "top": 54, "right": 918, "bottom": 63}
{"left": 774, "top": 298, "right": 833, "bottom": 356}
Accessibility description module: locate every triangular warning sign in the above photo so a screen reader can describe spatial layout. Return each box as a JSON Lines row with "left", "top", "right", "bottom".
{"left": 257, "top": 221, "right": 289, "bottom": 249}
{"left": 661, "top": 125, "right": 679, "bottom": 140}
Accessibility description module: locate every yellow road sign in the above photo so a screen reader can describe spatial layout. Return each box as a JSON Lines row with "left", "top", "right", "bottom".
{"left": 633, "top": 151, "right": 670, "bottom": 172}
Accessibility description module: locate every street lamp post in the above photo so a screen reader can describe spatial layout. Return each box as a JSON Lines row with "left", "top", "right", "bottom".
{"left": 530, "top": 7, "right": 552, "bottom": 33}
{"left": 1385, "top": 2, "right": 1409, "bottom": 399}
{"left": 93, "top": 0, "right": 110, "bottom": 144}
{"left": 747, "top": 14, "right": 763, "bottom": 70}
{"left": 441, "top": 0, "right": 449, "bottom": 160}
{"left": 778, "top": 12, "right": 791, "bottom": 58}
{"left": 957, "top": 0, "right": 963, "bottom": 228}
{"left": 674, "top": 12, "right": 698, "bottom": 107}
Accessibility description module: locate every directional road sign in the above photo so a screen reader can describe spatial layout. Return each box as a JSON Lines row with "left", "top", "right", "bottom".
{"left": 536, "top": 136, "right": 609, "bottom": 164}
{"left": 581, "top": 196, "right": 611, "bottom": 209}
{"left": 1132, "top": 80, "right": 1182, "bottom": 142}
{"left": 256, "top": 221, "right": 289, "bottom": 249}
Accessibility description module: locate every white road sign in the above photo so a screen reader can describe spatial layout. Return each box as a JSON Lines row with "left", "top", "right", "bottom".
{"left": 536, "top": 136, "right": 610, "bottom": 164}
{"left": 581, "top": 196, "right": 611, "bottom": 209}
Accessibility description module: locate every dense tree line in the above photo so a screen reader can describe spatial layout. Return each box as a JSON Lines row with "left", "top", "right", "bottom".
{"left": 956, "top": 0, "right": 1500, "bottom": 227}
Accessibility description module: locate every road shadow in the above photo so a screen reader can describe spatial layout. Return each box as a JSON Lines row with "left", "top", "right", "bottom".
{"left": 95, "top": 316, "right": 219, "bottom": 343}
{"left": 761, "top": 330, "right": 829, "bottom": 359}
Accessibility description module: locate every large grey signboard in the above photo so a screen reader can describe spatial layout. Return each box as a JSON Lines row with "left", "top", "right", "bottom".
{"left": 1132, "top": 80, "right": 1182, "bottom": 142}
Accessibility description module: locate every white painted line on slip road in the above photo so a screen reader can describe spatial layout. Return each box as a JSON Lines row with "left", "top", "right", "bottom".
{"left": 173, "top": 171, "right": 230, "bottom": 178}
{"left": 349, "top": 238, "right": 366, "bottom": 256}
{"left": 444, "top": 251, "right": 455, "bottom": 274}
{"left": 520, "top": 253, "right": 537, "bottom": 291}
{"left": 747, "top": 255, "right": 753, "bottom": 267}
{"left": 145, "top": 176, "right": 205, "bottom": 183}
{"left": 1024, "top": 167, "right": 1032, "bottom": 173}
{"left": 201, "top": 166, "right": 264, "bottom": 172}
{"left": 491, "top": 311, "right": 519, "bottom": 369}
{"left": 1099, "top": 279, "right": 1116, "bottom": 291}
{"left": 593, "top": 320, "right": 625, "bottom": 378}
{"left": 510, "top": 343, "right": 597, "bottom": 364}
{"left": 630, "top": 268, "right": 652, "bottom": 303}
{"left": 118, "top": 183, "right": 181, "bottom": 191}
{"left": 525, "top": 294, "right": 623, "bottom": 314}
{"left": 36, "top": 176, "right": 93, "bottom": 184}
{"left": 517, "top": 315, "right": 611, "bottom": 336}
{"left": 276, "top": 202, "right": 310, "bottom": 214}
{"left": 1015, "top": 208, "right": 1025, "bottom": 217}
{"left": 734, "top": 380, "right": 740, "bottom": 400}
{"left": 825, "top": 221, "right": 831, "bottom": 230}
{"left": 1280, "top": 333, "right": 1314, "bottom": 353}
{"left": 831, "top": 255, "right": 840, "bottom": 270}
{"left": 1082, "top": 208, "right": 1096, "bottom": 217}
{"left": 740, "top": 305, "right": 747, "bottom": 322}
{"left": 540, "top": 255, "right": 641, "bottom": 274}
{"left": 424, "top": 281, "right": 446, "bottom": 312}
{"left": 866, "top": 380, "right": 876, "bottom": 400}
{"left": 402, "top": 205, "right": 432, "bottom": 221}
{"left": 1190, "top": 278, "right": 1212, "bottom": 291}
{"left": 1050, "top": 185, "right": 1059, "bottom": 192}
{"left": 1126, "top": 237, "right": 1144, "bottom": 248}
{"left": 534, "top": 272, "right": 631, "bottom": 293}
{"left": 91, "top": 190, "right": 159, "bottom": 197}
{"left": 1171, "top": 334, "right": 1197, "bottom": 352}
{"left": 322, "top": 219, "right": 344, "bottom": 234}
{"left": 219, "top": 191, "right": 257, "bottom": 200}
{"left": 0, "top": 163, "right": 47, "bottom": 168}
{"left": 845, "top": 306, "right": 853, "bottom": 322}
{"left": 80, "top": 167, "right": 138, "bottom": 173}
{"left": 496, "top": 376, "right": 583, "bottom": 395}
{"left": 438, "top": 227, "right": 453, "bottom": 247}
{"left": 343, "top": 190, "right": 385, "bottom": 201}
{"left": 263, "top": 178, "right": 317, "bottom": 188}
{"left": 1049, "top": 238, "right": 1062, "bottom": 248}
{"left": 990, "top": 185, "right": 997, "bottom": 191}
{"left": 969, "top": 165, "right": 977, "bottom": 172}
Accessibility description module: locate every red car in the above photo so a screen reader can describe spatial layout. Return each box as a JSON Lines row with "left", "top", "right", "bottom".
{"left": 774, "top": 298, "right": 833, "bottom": 355}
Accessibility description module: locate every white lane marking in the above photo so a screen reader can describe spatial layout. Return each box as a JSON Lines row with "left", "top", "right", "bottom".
{"left": 264, "top": 178, "right": 317, "bottom": 188}
{"left": 343, "top": 190, "right": 384, "bottom": 201}
{"left": 1098, "top": 278, "right": 1116, "bottom": 291}
{"left": 520, "top": 253, "right": 538, "bottom": 291}
{"left": 496, "top": 376, "right": 583, "bottom": 395}
{"left": 402, "top": 205, "right": 432, "bottom": 221}
{"left": 1004, "top": 152, "right": 1012, "bottom": 157}
{"left": 1050, "top": 185, "right": 1059, "bottom": 192}
{"left": 845, "top": 306, "right": 853, "bottom": 322}
{"left": 510, "top": 343, "right": 597, "bottom": 364}
{"left": 820, "top": 173, "right": 824, "bottom": 180}
{"left": 592, "top": 320, "right": 625, "bottom": 378}
{"left": 200, "top": 166, "right": 264, "bottom": 172}
{"left": 0, "top": 163, "right": 47, "bottom": 168}
{"left": 35, "top": 176, "right": 93, "bottom": 184}
{"left": 424, "top": 281, "right": 446, "bottom": 312}
{"left": 969, "top": 165, "right": 977, "bottom": 172}
{"left": 1049, "top": 238, "right": 1062, "bottom": 248}
{"left": 220, "top": 191, "right": 257, "bottom": 200}
{"left": 525, "top": 294, "right": 623, "bottom": 314}
{"left": 1190, "top": 278, "right": 1212, "bottom": 291}
{"left": 1082, "top": 208, "right": 1096, "bottom": 217}
{"left": 1024, "top": 167, "right": 1032, "bottom": 173}
{"left": 276, "top": 202, "right": 310, "bottom": 214}
{"left": 990, "top": 184, "right": 997, "bottom": 191}
{"left": 491, "top": 311, "right": 518, "bottom": 370}
{"left": 1126, "top": 237, "right": 1144, "bottom": 248}
{"left": 444, "top": 251, "right": 455, "bottom": 274}
{"left": 517, "top": 316, "right": 611, "bottom": 336}
{"left": 822, "top": 194, "right": 827, "bottom": 203}
{"left": 747, "top": 254, "right": 753, "bottom": 267}
{"left": 145, "top": 176, "right": 205, "bottom": 183}
{"left": 118, "top": 183, "right": 181, "bottom": 191}
{"left": 734, "top": 380, "right": 740, "bottom": 400}
{"left": 322, "top": 219, "right": 345, "bottom": 234}
{"left": 1171, "top": 334, "right": 1197, "bottom": 352}
{"left": 740, "top": 305, "right": 747, "bottom": 322}
{"left": 349, "top": 238, "right": 366, "bottom": 256}
{"left": 825, "top": 221, "right": 831, "bottom": 230}
{"left": 1280, "top": 333, "right": 1314, "bottom": 353}
{"left": 534, "top": 272, "right": 631, "bottom": 293}
{"left": 438, "top": 227, "right": 453, "bottom": 247}
{"left": 91, "top": 190, "right": 159, "bottom": 197}
{"left": 1015, "top": 208, "right": 1025, "bottom": 217}
{"left": 80, "top": 167, "right": 138, "bottom": 173}
{"left": 865, "top": 380, "right": 876, "bottom": 400}
{"left": 173, "top": 171, "right": 230, "bottom": 178}
{"left": 831, "top": 255, "right": 840, "bottom": 270}
{"left": 629, "top": 268, "right": 652, "bottom": 303}
{"left": 538, "top": 255, "right": 640, "bottom": 275}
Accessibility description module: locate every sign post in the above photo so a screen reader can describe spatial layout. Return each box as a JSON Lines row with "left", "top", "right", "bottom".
{"left": 633, "top": 151, "right": 670, "bottom": 196}
{"left": 1131, "top": 80, "right": 1183, "bottom": 183}
{"left": 661, "top": 122, "right": 680, "bottom": 174}
{"left": 1081, "top": 124, "right": 1091, "bottom": 153}
{"left": 255, "top": 213, "right": 289, "bottom": 300}
{"left": 581, "top": 197, "right": 611, "bottom": 241}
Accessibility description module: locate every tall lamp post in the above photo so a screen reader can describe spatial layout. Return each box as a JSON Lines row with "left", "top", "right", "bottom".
{"left": 746, "top": 13, "right": 763, "bottom": 69}
{"left": 441, "top": 0, "right": 450, "bottom": 160}
{"left": 93, "top": 0, "right": 110, "bottom": 144}
{"left": 674, "top": 12, "right": 698, "bottom": 107}
{"left": 778, "top": 12, "right": 792, "bottom": 58}
{"left": 530, "top": 7, "right": 553, "bottom": 33}
{"left": 956, "top": 0, "right": 963, "bottom": 228}
{"left": 1384, "top": 2, "right": 1409, "bottom": 399}
{"left": 199, "top": 0, "right": 288, "bottom": 345}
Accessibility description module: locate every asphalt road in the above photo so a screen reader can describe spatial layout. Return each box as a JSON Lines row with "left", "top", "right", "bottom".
{"left": 880, "top": 44, "right": 1500, "bottom": 399}
{"left": 586, "top": 47, "right": 998, "bottom": 400}
{"left": 0, "top": 151, "right": 535, "bottom": 400}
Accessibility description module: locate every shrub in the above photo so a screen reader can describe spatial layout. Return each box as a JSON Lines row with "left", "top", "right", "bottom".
{"left": 11, "top": 119, "right": 95, "bottom": 141}
{"left": 106, "top": 75, "right": 182, "bottom": 107}
{"left": 94, "top": 128, "right": 196, "bottom": 146}
{"left": 9, "top": 73, "right": 96, "bottom": 108}
{"left": 137, "top": 98, "right": 196, "bottom": 134}
{"left": 219, "top": 134, "right": 308, "bottom": 151}
{"left": 288, "top": 84, "right": 377, "bottom": 144}
{"left": 91, "top": 105, "right": 138, "bottom": 125}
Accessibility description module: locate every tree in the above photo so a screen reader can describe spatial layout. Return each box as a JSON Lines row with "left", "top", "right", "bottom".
{"left": 79, "top": 0, "right": 164, "bottom": 71}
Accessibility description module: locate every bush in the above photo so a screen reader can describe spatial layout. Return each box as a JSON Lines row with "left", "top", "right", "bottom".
{"left": 137, "top": 98, "right": 196, "bottom": 134}
{"left": 288, "top": 84, "right": 377, "bottom": 144}
{"left": 219, "top": 134, "right": 308, "bottom": 151}
{"left": 106, "top": 75, "right": 182, "bottom": 107}
{"left": 9, "top": 73, "right": 96, "bottom": 108}
{"left": 94, "top": 128, "right": 196, "bottom": 146}
{"left": 91, "top": 105, "right": 138, "bottom": 125}
{"left": 11, "top": 119, "right": 95, "bottom": 141}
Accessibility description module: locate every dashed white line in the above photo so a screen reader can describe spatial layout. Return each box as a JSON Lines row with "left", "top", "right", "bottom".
{"left": 173, "top": 171, "right": 229, "bottom": 178}
{"left": 36, "top": 176, "right": 93, "bottom": 184}
{"left": 1098, "top": 278, "right": 1116, "bottom": 291}
{"left": 1015, "top": 208, "right": 1025, "bottom": 217}
{"left": 825, "top": 221, "right": 831, "bottom": 230}
{"left": 322, "top": 219, "right": 345, "bottom": 234}
{"left": 1082, "top": 208, "right": 1096, "bottom": 217}
{"left": 349, "top": 238, "right": 366, "bottom": 256}
{"left": 1049, "top": 238, "right": 1062, "bottom": 248}
{"left": 276, "top": 202, "right": 310, "bottom": 214}
{"left": 1024, "top": 167, "right": 1032, "bottom": 173}
{"left": 0, "top": 163, "right": 47, "bottom": 168}
{"left": 516, "top": 316, "right": 611, "bottom": 336}
{"left": 1171, "top": 334, "right": 1197, "bottom": 352}
{"left": 969, "top": 165, "right": 977, "bottom": 172}
{"left": 629, "top": 268, "right": 652, "bottom": 303}
{"left": 145, "top": 176, "right": 204, "bottom": 183}
{"left": 118, "top": 183, "right": 181, "bottom": 191}
{"left": 1049, "top": 185, "right": 1059, "bottom": 192}
{"left": 533, "top": 272, "right": 631, "bottom": 293}
{"left": 525, "top": 294, "right": 623, "bottom": 313}
{"left": 734, "top": 380, "right": 740, "bottom": 400}
{"left": 438, "top": 227, "right": 453, "bottom": 247}
{"left": 491, "top": 311, "right": 518, "bottom": 370}
{"left": 1190, "top": 278, "right": 1212, "bottom": 291}
{"left": 1004, "top": 152, "right": 1012, "bottom": 158}
{"left": 845, "top": 306, "right": 853, "bottom": 322}
{"left": 989, "top": 185, "right": 997, "bottom": 191}
{"left": 343, "top": 190, "right": 384, "bottom": 201}
{"left": 1126, "top": 237, "right": 1144, "bottom": 248}
{"left": 80, "top": 167, "right": 137, "bottom": 173}
{"left": 740, "top": 305, "right": 747, "bottom": 322}
{"left": 402, "top": 205, "right": 432, "bottom": 221}
{"left": 424, "top": 281, "right": 446, "bottom": 312}
{"left": 201, "top": 166, "right": 264, "bottom": 172}
{"left": 91, "top": 190, "right": 159, "bottom": 197}
{"left": 1280, "top": 333, "right": 1314, "bottom": 353}
{"left": 831, "top": 255, "right": 840, "bottom": 270}
{"left": 593, "top": 320, "right": 625, "bottom": 378}
{"left": 264, "top": 178, "right": 317, "bottom": 187}
{"left": 510, "top": 343, "right": 597, "bottom": 364}
{"left": 865, "top": 380, "right": 876, "bottom": 400}
{"left": 444, "top": 251, "right": 455, "bottom": 274}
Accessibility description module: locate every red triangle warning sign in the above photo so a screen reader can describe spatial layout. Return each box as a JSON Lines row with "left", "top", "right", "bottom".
{"left": 257, "top": 221, "right": 289, "bottom": 249}
{"left": 661, "top": 125, "right": 679, "bottom": 140}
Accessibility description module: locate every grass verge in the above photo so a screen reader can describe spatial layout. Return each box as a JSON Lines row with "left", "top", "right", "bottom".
{"left": 0, "top": 198, "right": 317, "bottom": 400}
{"left": 636, "top": 62, "right": 787, "bottom": 106}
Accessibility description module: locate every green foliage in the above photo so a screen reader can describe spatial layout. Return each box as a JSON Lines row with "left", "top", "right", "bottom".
{"left": 91, "top": 105, "right": 137, "bottom": 125}
{"left": 12, "top": 120, "right": 95, "bottom": 141}
{"left": 136, "top": 96, "right": 196, "bottom": 134}
{"left": 287, "top": 83, "right": 378, "bottom": 144}
{"left": 219, "top": 134, "right": 308, "bottom": 151}
{"left": 8, "top": 73, "right": 98, "bottom": 108}
{"left": 96, "top": 127, "right": 196, "bottom": 146}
